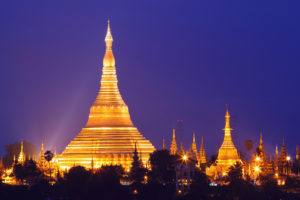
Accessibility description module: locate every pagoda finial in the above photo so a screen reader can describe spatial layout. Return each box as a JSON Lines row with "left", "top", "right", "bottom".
{"left": 41, "top": 141, "right": 44, "bottom": 152}
{"left": 260, "top": 132, "right": 263, "bottom": 146}
{"left": 193, "top": 133, "right": 196, "bottom": 143}
{"left": 162, "top": 137, "right": 166, "bottom": 150}
{"left": 276, "top": 145, "right": 279, "bottom": 155}
{"left": 224, "top": 105, "right": 231, "bottom": 130}
{"left": 20, "top": 140, "right": 24, "bottom": 153}
{"left": 282, "top": 138, "right": 285, "bottom": 146}
{"left": 105, "top": 19, "right": 113, "bottom": 49}
{"left": 103, "top": 20, "right": 115, "bottom": 67}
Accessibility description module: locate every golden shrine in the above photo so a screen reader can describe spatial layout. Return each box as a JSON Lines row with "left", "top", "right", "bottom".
{"left": 207, "top": 107, "right": 240, "bottom": 176}
{"left": 57, "top": 21, "right": 155, "bottom": 170}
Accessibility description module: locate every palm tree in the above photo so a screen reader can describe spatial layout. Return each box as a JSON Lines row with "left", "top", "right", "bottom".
{"left": 44, "top": 150, "right": 54, "bottom": 180}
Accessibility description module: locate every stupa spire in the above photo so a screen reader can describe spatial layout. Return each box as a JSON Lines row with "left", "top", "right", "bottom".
{"left": 170, "top": 129, "right": 178, "bottom": 155}
{"left": 190, "top": 133, "right": 198, "bottom": 155}
{"left": 17, "top": 140, "right": 25, "bottom": 163}
{"left": 162, "top": 137, "right": 166, "bottom": 150}
{"left": 199, "top": 136, "right": 207, "bottom": 164}
{"left": 259, "top": 132, "right": 266, "bottom": 160}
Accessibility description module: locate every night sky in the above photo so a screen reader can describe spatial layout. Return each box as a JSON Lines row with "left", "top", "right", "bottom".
{"left": 1, "top": 1, "right": 300, "bottom": 157}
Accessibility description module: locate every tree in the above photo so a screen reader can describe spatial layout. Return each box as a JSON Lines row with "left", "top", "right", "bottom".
{"left": 13, "top": 160, "right": 41, "bottom": 184}
{"left": 64, "top": 166, "right": 91, "bottom": 199}
{"left": 208, "top": 154, "right": 217, "bottom": 166}
{"left": 88, "top": 165, "right": 126, "bottom": 199}
{"left": 227, "top": 162, "right": 243, "bottom": 183}
{"left": 44, "top": 150, "right": 54, "bottom": 180}
{"left": 188, "top": 168, "right": 210, "bottom": 199}
{"left": 259, "top": 174, "right": 282, "bottom": 199}
{"left": 13, "top": 163, "right": 26, "bottom": 184}
{"left": 149, "top": 150, "right": 179, "bottom": 184}
{"left": 129, "top": 145, "right": 147, "bottom": 183}
{"left": 226, "top": 162, "right": 257, "bottom": 200}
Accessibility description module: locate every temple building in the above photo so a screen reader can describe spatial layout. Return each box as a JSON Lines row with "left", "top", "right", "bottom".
{"left": 207, "top": 107, "right": 240, "bottom": 177}
{"left": 57, "top": 21, "right": 155, "bottom": 170}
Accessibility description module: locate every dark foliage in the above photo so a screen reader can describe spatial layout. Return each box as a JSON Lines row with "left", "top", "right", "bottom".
{"left": 13, "top": 160, "right": 41, "bottom": 184}
{"left": 149, "top": 149, "right": 179, "bottom": 184}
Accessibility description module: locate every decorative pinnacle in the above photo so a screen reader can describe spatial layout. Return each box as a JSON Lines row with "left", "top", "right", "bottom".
{"left": 105, "top": 19, "right": 113, "bottom": 49}
{"left": 224, "top": 106, "right": 231, "bottom": 130}
{"left": 260, "top": 132, "right": 263, "bottom": 145}
{"left": 193, "top": 133, "right": 196, "bottom": 143}
{"left": 172, "top": 129, "right": 176, "bottom": 139}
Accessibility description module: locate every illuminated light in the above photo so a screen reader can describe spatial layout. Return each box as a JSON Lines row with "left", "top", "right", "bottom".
{"left": 133, "top": 189, "right": 138, "bottom": 194}
{"left": 178, "top": 190, "right": 182, "bottom": 194}
{"left": 182, "top": 155, "right": 188, "bottom": 161}
{"left": 256, "top": 157, "right": 260, "bottom": 161}
{"left": 254, "top": 166, "right": 260, "bottom": 172}
{"left": 286, "top": 156, "right": 291, "bottom": 161}
{"left": 222, "top": 172, "right": 226, "bottom": 176}
{"left": 275, "top": 173, "right": 278, "bottom": 178}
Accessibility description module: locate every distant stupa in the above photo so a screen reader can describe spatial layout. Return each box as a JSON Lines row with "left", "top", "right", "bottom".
{"left": 215, "top": 107, "right": 240, "bottom": 174}
{"left": 58, "top": 21, "right": 155, "bottom": 170}
{"left": 207, "top": 107, "right": 240, "bottom": 177}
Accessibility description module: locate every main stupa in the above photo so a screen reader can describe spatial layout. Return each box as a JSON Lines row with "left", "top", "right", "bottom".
{"left": 58, "top": 21, "right": 155, "bottom": 170}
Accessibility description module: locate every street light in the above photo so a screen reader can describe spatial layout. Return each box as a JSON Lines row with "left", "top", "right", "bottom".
{"left": 286, "top": 156, "right": 291, "bottom": 161}
{"left": 182, "top": 155, "right": 188, "bottom": 161}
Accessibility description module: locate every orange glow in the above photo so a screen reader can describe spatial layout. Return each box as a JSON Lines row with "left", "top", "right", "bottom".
{"left": 182, "top": 155, "right": 188, "bottom": 161}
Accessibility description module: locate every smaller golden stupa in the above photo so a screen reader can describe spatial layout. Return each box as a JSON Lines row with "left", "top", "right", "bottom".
{"left": 207, "top": 107, "right": 240, "bottom": 176}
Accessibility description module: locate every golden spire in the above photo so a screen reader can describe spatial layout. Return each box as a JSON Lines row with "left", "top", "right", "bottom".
{"left": 21, "top": 140, "right": 23, "bottom": 153}
{"left": 193, "top": 133, "right": 196, "bottom": 143}
{"left": 180, "top": 142, "right": 184, "bottom": 154}
{"left": 103, "top": 19, "right": 115, "bottom": 67}
{"left": 190, "top": 133, "right": 197, "bottom": 154}
{"left": 162, "top": 137, "right": 166, "bottom": 150}
{"left": 276, "top": 145, "right": 279, "bottom": 155}
{"left": 17, "top": 140, "right": 25, "bottom": 163}
{"left": 170, "top": 129, "right": 178, "bottom": 155}
{"left": 260, "top": 132, "right": 263, "bottom": 146}
{"left": 222, "top": 106, "right": 233, "bottom": 143}
{"left": 199, "top": 136, "right": 207, "bottom": 164}
{"left": 259, "top": 132, "right": 266, "bottom": 160}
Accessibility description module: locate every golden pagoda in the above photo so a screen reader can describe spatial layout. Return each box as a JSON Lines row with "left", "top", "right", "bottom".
{"left": 209, "top": 107, "right": 240, "bottom": 176}
{"left": 57, "top": 21, "right": 155, "bottom": 170}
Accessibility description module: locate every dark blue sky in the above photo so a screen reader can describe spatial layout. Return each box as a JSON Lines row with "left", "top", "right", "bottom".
{"left": 0, "top": 0, "right": 300, "bottom": 157}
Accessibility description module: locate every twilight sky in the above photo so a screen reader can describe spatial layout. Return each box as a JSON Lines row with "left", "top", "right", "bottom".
{"left": 0, "top": 0, "right": 300, "bottom": 157}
